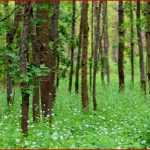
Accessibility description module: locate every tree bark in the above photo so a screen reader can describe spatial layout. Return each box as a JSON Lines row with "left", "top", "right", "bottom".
{"left": 68, "top": 1, "right": 76, "bottom": 93}
{"left": 118, "top": 1, "right": 125, "bottom": 91}
{"left": 89, "top": 2, "right": 94, "bottom": 92}
{"left": 103, "top": 1, "right": 110, "bottom": 84}
{"left": 56, "top": 51, "right": 60, "bottom": 88}
{"left": 136, "top": 1, "right": 146, "bottom": 93}
{"left": 93, "top": 2, "right": 101, "bottom": 111}
{"left": 49, "top": 2, "right": 60, "bottom": 119}
{"left": 130, "top": 1, "right": 134, "bottom": 86}
{"left": 146, "top": 2, "right": 150, "bottom": 93}
{"left": 75, "top": 3, "right": 83, "bottom": 94}
{"left": 20, "top": 2, "right": 31, "bottom": 135}
{"left": 6, "top": 2, "right": 21, "bottom": 106}
{"left": 81, "top": 2, "right": 89, "bottom": 111}
{"left": 100, "top": 5, "right": 105, "bottom": 85}
{"left": 37, "top": 6, "right": 51, "bottom": 118}
{"left": 32, "top": 10, "right": 40, "bottom": 123}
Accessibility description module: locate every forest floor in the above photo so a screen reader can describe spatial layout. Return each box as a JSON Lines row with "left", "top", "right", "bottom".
{"left": 0, "top": 75, "right": 150, "bottom": 148}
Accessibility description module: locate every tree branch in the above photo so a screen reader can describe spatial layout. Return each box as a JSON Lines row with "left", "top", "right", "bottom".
{"left": 0, "top": 7, "right": 18, "bottom": 23}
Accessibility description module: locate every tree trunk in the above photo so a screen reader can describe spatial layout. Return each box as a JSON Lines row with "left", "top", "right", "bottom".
{"left": 20, "top": 2, "right": 31, "bottom": 135}
{"left": 81, "top": 2, "right": 89, "bottom": 111}
{"left": 49, "top": 2, "right": 60, "bottom": 119}
{"left": 56, "top": 52, "right": 60, "bottom": 88}
{"left": 100, "top": 5, "right": 105, "bottom": 85}
{"left": 37, "top": 6, "right": 51, "bottom": 118}
{"left": 130, "top": 1, "right": 134, "bottom": 86}
{"left": 89, "top": 2, "right": 94, "bottom": 92}
{"left": 93, "top": 2, "right": 101, "bottom": 111}
{"left": 118, "top": 1, "right": 125, "bottom": 91}
{"left": 75, "top": 4, "right": 83, "bottom": 94}
{"left": 68, "top": 1, "right": 76, "bottom": 93}
{"left": 32, "top": 10, "right": 40, "bottom": 123}
{"left": 136, "top": 1, "right": 146, "bottom": 93}
{"left": 103, "top": 1, "right": 110, "bottom": 84}
{"left": 147, "top": 2, "right": 150, "bottom": 93}
{"left": 6, "top": 2, "right": 21, "bottom": 106}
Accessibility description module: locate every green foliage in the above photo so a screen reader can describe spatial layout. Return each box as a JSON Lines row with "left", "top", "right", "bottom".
{"left": 18, "top": 63, "right": 50, "bottom": 94}
{"left": 35, "top": 3, "right": 53, "bottom": 10}
{"left": 5, "top": 49, "right": 50, "bottom": 94}
{"left": 0, "top": 45, "right": 6, "bottom": 83}
{"left": 98, "top": 54, "right": 107, "bottom": 72}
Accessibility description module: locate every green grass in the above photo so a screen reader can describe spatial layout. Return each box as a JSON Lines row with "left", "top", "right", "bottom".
{"left": 0, "top": 77, "right": 150, "bottom": 148}
{"left": 0, "top": 56, "right": 150, "bottom": 148}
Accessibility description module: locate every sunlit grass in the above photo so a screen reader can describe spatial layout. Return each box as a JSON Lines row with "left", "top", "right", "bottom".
{"left": 0, "top": 76, "right": 150, "bottom": 148}
{"left": 0, "top": 57, "right": 150, "bottom": 148}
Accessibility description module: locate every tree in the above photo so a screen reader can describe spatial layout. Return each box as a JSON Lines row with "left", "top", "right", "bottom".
{"left": 103, "top": 1, "right": 110, "bottom": 84}
{"left": 130, "top": 1, "right": 134, "bottom": 86}
{"left": 93, "top": 2, "right": 101, "bottom": 111}
{"left": 81, "top": 2, "right": 89, "bottom": 110}
{"left": 118, "top": 1, "right": 125, "bottom": 91}
{"left": 20, "top": 2, "right": 31, "bottom": 135}
{"left": 37, "top": 4, "right": 51, "bottom": 118}
{"left": 89, "top": 2, "right": 94, "bottom": 92}
{"left": 146, "top": 2, "right": 150, "bottom": 93}
{"left": 32, "top": 7, "right": 40, "bottom": 123}
{"left": 100, "top": 4, "right": 105, "bottom": 85}
{"left": 6, "top": 2, "right": 21, "bottom": 106}
{"left": 136, "top": 1, "right": 146, "bottom": 93}
{"left": 49, "top": 2, "right": 60, "bottom": 119}
{"left": 75, "top": 3, "right": 83, "bottom": 94}
{"left": 56, "top": 50, "right": 60, "bottom": 88}
{"left": 68, "top": 0, "right": 76, "bottom": 93}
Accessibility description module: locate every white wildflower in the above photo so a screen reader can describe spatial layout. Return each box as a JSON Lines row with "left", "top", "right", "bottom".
{"left": 60, "top": 135, "right": 64, "bottom": 140}
{"left": 4, "top": 115, "right": 8, "bottom": 119}
{"left": 51, "top": 132, "right": 58, "bottom": 141}
{"left": 141, "top": 140, "right": 146, "bottom": 144}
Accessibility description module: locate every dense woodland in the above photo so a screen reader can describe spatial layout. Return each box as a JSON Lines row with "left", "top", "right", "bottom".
{"left": 0, "top": 1, "right": 150, "bottom": 148}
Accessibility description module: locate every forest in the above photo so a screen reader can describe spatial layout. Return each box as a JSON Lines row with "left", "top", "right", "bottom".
{"left": 0, "top": 0, "right": 150, "bottom": 148}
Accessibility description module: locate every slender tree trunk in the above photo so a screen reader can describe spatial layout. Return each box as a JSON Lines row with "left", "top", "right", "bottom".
{"left": 146, "top": 2, "right": 150, "bottom": 93}
{"left": 75, "top": 4, "right": 83, "bottom": 94}
{"left": 111, "top": 13, "right": 118, "bottom": 63}
{"left": 20, "top": 2, "right": 31, "bottom": 135}
{"left": 81, "top": 2, "right": 89, "bottom": 111}
{"left": 37, "top": 6, "right": 51, "bottom": 118}
{"left": 136, "top": 1, "right": 146, "bottom": 93}
{"left": 33, "top": 84, "right": 40, "bottom": 123}
{"left": 118, "top": 1, "right": 125, "bottom": 91}
{"left": 32, "top": 11, "right": 40, "bottom": 123}
{"left": 4, "top": 2, "right": 13, "bottom": 106}
{"left": 3, "top": 2, "right": 8, "bottom": 91}
{"left": 56, "top": 52, "right": 60, "bottom": 88}
{"left": 49, "top": 2, "right": 60, "bottom": 119}
{"left": 89, "top": 2, "right": 94, "bottom": 92}
{"left": 68, "top": 1, "right": 76, "bottom": 93}
{"left": 103, "top": 1, "right": 110, "bottom": 84}
{"left": 6, "top": 2, "right": 21, "bottom": 106}
{"left": 130, "top": 1, "right": 134, "bottom": 86}
{"left": 93, "top": 2, "right": 101, "bottom": 111}
{"left": 100, "top": 5, "right": 105, "bottom": 85}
